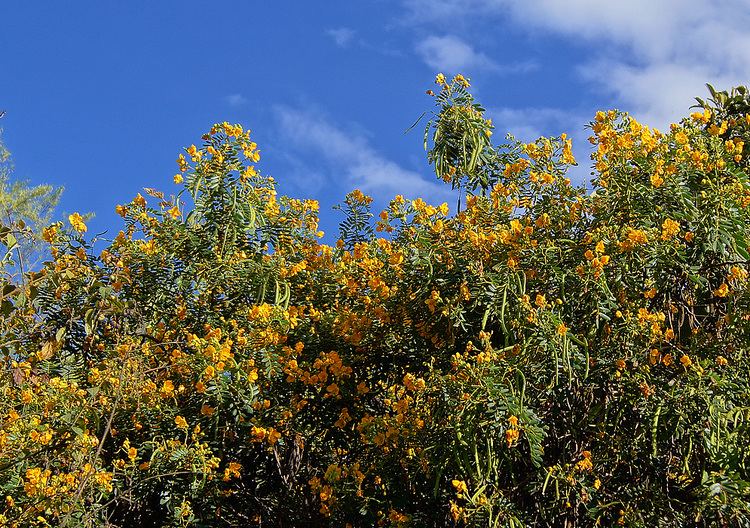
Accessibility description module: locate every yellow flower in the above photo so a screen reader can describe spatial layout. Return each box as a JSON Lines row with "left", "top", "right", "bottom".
{"left": 453, "top": 74, "right": 470, "bottom": 88}
{"left": 505, "top": 428, "right": 520, "bottom": 447}
{"left": 174, "top": 415, "right": 188, "bottom": 429}
{"left": 714, "top": 283, "right": 730, "bottom": 297}
{"left": 186, "top": 144, "right": 202, "bottom": 162}
{"left": 425, "top": 290, "right": 440, "bottom": 313}
{"left": 708, "top": 121, "right": 728, "bottom": 136}
{"left": 728, "top": 265, "right": 748, "bottom": 282}
{"left": 661, "top": 218, "right": 680, "bottom": 240}
{"left": 127, "top": 447, "right": 138, "bottom": 461}
{"left": 557, "top": 323, "right": 568, "bottom": 336}
{"left": 451, "top": 479, "right": 468, "bottom": 495}
{"left": 450, "top": 501, "right": 464, "bottom": 521}
{"left": 627, "top": 228, "right": 648, "bottom": 245}
{"left": 160, "top": 380, "right": 175, "bottom": 398}
{"left": 561, "top": 137, "right": 576, "bottom": 165}
{"left": 435, "top": 73, "right": 446, "bottom": 85}
{"left": 536, "top": 213, "right": 551, "bottom": 228}
{"left": 223, "top": 461, "right": 242, "bottom": 481}
{"left": 42, "top": 225, "right": 58, "bottom": 243}
{"left": 679, "top": 354, "right": 692, "bottom": 367}
{"left": 575, "top": 451, "right": 593, "bottom": 472}
{"left": 267, "top": 428, "right": 281, "bottom": 445}
{"left": 693, "top": 108, "right": 712, "bottom": 123}
{"left": 173, "top": 173, "right": 184, "bottom": 184}
{"left": 251, "top": 426, "right": 267, "bottom": 442}
{"left": 177, "top": 153, "right": 188, "bottom": 172}
{"left": 68, "top": 212, "right": 87, "bottom": 233}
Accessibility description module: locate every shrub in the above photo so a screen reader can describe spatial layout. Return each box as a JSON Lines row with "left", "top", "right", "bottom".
{"left": 1, "top": 79, "right": 749, "bottom": 527}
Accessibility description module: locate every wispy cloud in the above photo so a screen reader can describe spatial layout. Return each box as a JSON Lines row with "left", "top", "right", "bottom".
{"left": 274, "top": 106, "right": 451, "bottom": 202}
{"left": 496, "top": 0, "right": 750, "bottom": 126}
{"left": 326, "top": 27, "right": 356, "bottom": 48}
{"left": 401, "top": 0, "right": 494, "bottom": 25}
{"left": 415, "top": 35, "right": 497, "bottom": 72}
{"left": 401, "top": 0, "right": 750, "bottom": 128}
{"left": 225, "top": 93, "right": 248, "bottom": 107}
{"left": 414, "top": 34, "right": 535, "bottom": 75}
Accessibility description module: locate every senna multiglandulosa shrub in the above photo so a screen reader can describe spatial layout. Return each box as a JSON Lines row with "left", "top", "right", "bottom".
{"left": 1, "top": 79, "right": 750, "bottom": 527}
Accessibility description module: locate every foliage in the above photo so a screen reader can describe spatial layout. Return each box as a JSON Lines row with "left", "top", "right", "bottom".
{"left": 1, "top": 77, "right": 750, "bottom": 527}
{"left": 334, "top": 190, "right": 374, "bottom": 250}
{"left": 0, "top": 131, "right": 63, "bottom": 281}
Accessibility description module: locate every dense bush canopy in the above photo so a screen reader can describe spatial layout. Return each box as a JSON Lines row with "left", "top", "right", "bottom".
{"left": 1, "top": 78, "right": 750, "bottom": 527}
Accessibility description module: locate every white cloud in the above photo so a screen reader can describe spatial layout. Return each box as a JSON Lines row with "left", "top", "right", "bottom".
{"left": 274, "top": 106, "right": 452, "bottom": 202}
{"left": 402, "top": 0, "right": 750, "bottom": 128}
{"left": 579, "top": 61, "right": 740, "bottom": 129}
{"left": 225, "top": 94, "right": 248, "bottom": 107}
{"left": 326, "top": 27, "right": 356, "bottom": 48}
{"left": 415, "top": 35, "right": 498, "bottom": 72}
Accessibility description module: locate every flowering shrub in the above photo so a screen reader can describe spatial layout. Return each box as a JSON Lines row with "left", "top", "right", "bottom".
{"left": 1, "top": 79, "right": 750, "bottom": 527}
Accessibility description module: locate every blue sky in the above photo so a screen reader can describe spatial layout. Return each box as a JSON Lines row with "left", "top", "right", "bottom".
{"left": 1, "top": 0, "right": 748, "bottom": 238}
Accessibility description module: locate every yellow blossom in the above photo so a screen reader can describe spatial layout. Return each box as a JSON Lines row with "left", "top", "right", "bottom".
{"left": 68, "top": 212, "right": 87, "bottom": 233}
{"left": 661, "top": 218, "right": 680, "bottom": 240}
{"left": 505, "top": 428, "right": 520, "bottom": 447}
{"left": 575, "top": 451, "right": 593, "bottom": 472}
{"left": 714, "top": 283, "right": 730, "bottom": 297}
{"left": 451, "top": 479, "right": 468, "bottom": 495}
{"left": 650, "top": 173, "right": 664, "bottom": 187}
{"left": 561, "top": 135, "right": 576, "bottom": 164}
